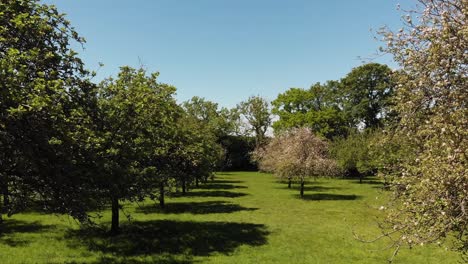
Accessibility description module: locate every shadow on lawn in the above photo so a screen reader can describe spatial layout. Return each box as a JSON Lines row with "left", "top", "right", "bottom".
{"left": 66, "top": 220, "right": 269, "bottom": 258}
{"left": 361, "top": 180, "right": 384, "bottom": 185}
{"left": 171, "top": 191, "right": 248, "bottom": 198}
{"left": 348, "top": 177, "right": 384, "bottom": 185}
{"left": 276, "top": 185, "right": 342, "bottom": 192}
{"left": 68, "top": 255, "right": 195, "bottom": 264}
{"left": 67, "top": 255, "right": 196, "bottom": 264}
{"left": 136, "top": 201, "right": 257, "bottom": 214}
{"left": 210, "top": 179, "right": 244, "bottom": 184}
{"left": 214, "top": 172, "right": 237, "bottom": 176}
{"left": 296, "top": 193, "right": 361, "bottom": 201}
{"left": 0, "top": 220, "right": 56, "bottom": 247}
{"left": 196, "top": 184, "right": 247, "bottom": 190}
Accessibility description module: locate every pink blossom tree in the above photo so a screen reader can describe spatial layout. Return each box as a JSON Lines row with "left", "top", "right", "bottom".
{"left": 373, "top": 0, "right": 467, "bottom": 260}
{"left": 254, "top": 128, "right": 339, "bottom": 197}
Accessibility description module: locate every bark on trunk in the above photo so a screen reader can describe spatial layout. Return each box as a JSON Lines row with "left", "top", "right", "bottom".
{"left": 300, "top": 179, "right": 305, "bottom": 198}
{"left": 288, "top": 178, "right": 292, "bottom": 188}
{"left": 196, "top": 178, "right": 199, "bottom": 188}
{"left": 159, "top": 182, "right": 165, "bottom": 208}
{"left": 182, "top": 178, "right": 186, "bottom": 194}
{"left": 110, "top": 197, "right": 120, "bottom": 235}
{"left": 0, "top": 176, "right": 7, "bottom": 221}
{"left": 359, "top": 174, "right": 363, "bottom": 184}
{"left": 2, "top": 184, "right": 9, "bottom": 210}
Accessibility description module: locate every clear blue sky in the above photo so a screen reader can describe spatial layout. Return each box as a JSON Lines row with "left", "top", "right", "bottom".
{"left": 43, "top": 0, "right": 406, "bottom": 108}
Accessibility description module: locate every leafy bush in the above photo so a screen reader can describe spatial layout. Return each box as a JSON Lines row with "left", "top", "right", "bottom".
{"left": 331, "top": 130, "right": 377, "bottom": 181}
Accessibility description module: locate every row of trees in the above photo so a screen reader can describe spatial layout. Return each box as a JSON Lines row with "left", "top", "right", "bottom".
{"left": 0, "top": 0, "right": 275, "bottom": 233}
{"left": 0, "top": 0, "right": 249, "bottom": 234}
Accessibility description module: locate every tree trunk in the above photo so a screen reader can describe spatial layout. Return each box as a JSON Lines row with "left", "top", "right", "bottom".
{"left": 159, "top": 182, "right": 165, "bottom": 208}
{"left": 182, "top": 178, "right": 186, "bottom": 194}
{"left": 2, "top": 183, "right": 9, "bottom": 210}
{"left": 196, "top": 178, "right": 199, "bottom": 188}
{"left": 359, "top": 174, "right": 363, "bottom": 184}
{"left": 288, "top": 177, "right": 292, "bottom": 188}
{"left": 300, "top": 179, "right": 305, "bottom": 198}
{"left": 0, "top": 175, "right": 7, "bottom": 222}
{"left": 0, "top": 195, "right": 2, "bottom": 224}
{"left": 110, "top": 196, "right": 120, "bottom": 235}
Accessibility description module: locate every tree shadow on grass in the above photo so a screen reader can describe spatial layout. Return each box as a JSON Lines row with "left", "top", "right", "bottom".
{"left": 210, "top": 179, "right": 244, "bottom": 184}
{"left": 67, "top": 255, "right": 196, "bottom": 264}
{"left": 275, "top": 185, "right": 343, "bottom": 192}
{"left": 347, "top": 177, "right": 384, "bottom": 185}
{"left": 0, "top": 220, "right": 56, "bottom": 247}
{"left": 196, "top": 184, "right": 247, "bottom": 190}
{"left": 66, "top": 220, "right": 269, "bottom": 258}
{"left": 214, "top": 172, "right": 236, "bottom": 176}
{"left": 171, "top": 191, "right": 248, "bottom": 198}
{"left": 295, "top": 193, "right": 362, "bottom": 201}
{"left": 136, "top": 201, "right": 257, "bottom": 215}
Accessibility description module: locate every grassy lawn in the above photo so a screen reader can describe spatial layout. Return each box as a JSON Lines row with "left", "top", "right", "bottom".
{"left": 0, "top": 172, "right": 460, "bottom": 264}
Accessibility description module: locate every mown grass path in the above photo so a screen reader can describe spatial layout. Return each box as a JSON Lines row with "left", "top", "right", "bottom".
{"left": 0, "top": 172, "right": 460, "bottom": 263}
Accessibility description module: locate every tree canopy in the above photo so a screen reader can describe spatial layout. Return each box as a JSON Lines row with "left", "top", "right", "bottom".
{"left": 238, "top": 96, "right": 271, "bottom": 148}
{"left": 0, "top": 0, "right": 97, "bottom": 221}
{"left": 272, "top": 63, "right": 394, "bottom": 139}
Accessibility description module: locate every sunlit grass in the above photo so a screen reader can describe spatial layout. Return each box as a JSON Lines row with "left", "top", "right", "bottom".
{"left": 0, "top": 172, "right": 460, "bottom": 263}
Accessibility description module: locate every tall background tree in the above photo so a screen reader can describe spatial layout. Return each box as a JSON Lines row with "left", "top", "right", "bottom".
{"left": 238, "top": 96, "right": 271, "bottom": 148}
{"left": 272, "top": 81, "right": 348, "bottom": 140}
{"left": 340, "top": 63, "right": 395, "bottom": 129}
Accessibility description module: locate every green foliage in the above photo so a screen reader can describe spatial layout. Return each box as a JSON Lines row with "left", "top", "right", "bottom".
{"left": 182, "top": 96, "right": 252, "bottom": 171}
{"left": 331, "top": 130, "right": 377, "bottom": 181}
{"left": 0, "top": 0, "right": 97, "bottom": 221}
{"left": 272, "top": 83, "right": 347, "bottom": 140}
{"left": 219, "top": 135, "right": 257, "bottom": 171}
{"left": 183, "top": 96, "right": 240, "bottom": 139}
{"left": 95, "top": 66, "right": 179, "bottom": 193}
{"left": 170, "top": 112, "right": 224, "bottom": 191}
{"left": 272, "top": 63, "right": 394, "bottom": 139}
{"left": 90, "top": 66, "right": 182, "bottom": 232}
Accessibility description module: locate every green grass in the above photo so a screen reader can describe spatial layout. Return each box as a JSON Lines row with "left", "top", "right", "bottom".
{"left": 0, "top": 172, "right": 461, "bottom": 263}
